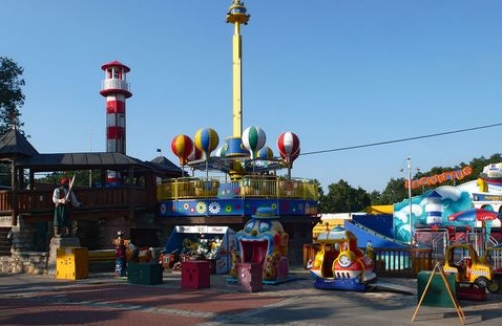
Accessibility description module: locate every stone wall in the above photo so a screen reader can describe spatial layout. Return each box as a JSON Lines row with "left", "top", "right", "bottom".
{"left": 0, "top": 215, "right": 50, "bottom": 274}
{"left": 0, "top": 251, "right": 49, "bottom": 274}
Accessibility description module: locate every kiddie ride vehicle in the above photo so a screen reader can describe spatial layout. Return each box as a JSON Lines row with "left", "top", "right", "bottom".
{"left": 443, "top": 243, "right": 500, "bottom": 295}
{"left": 308, "top": 226, "right": 376, "bottom": 291}
{"left": 480, "top": 244, "right": 502, "bottom": 293}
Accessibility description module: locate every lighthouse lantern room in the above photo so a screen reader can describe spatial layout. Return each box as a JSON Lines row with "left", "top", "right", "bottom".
{"left": 100, "top": 61, "right": 132, "bottom": 154}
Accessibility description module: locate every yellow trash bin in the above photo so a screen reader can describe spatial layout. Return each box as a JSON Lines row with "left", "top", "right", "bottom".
{"left": 56, "top": 247, "right": 89, "bottom": 280}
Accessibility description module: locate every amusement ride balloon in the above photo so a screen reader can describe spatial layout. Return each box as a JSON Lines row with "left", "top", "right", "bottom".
{"left": 214, "top": 145, "right": 227, "bottom": 158}
{"left": 254, "top": 146, "right": 274, "bottom": 169}
{"left": 242, "top": 126, "right": 266, "bottom": 159}
{"left": 277, "top": 131, "right": 300, "bottom": 165}
{"left": 194, "top": 127, "right": 219, "bottom": 157}
{"left": 170, "top": 134, "right": 193, "bottom": 166}
{"left": 194, "top": 127, "right": 219, "bottom": 180}
{"left": 256, "top": 146, "right": 274, "bottom": 160}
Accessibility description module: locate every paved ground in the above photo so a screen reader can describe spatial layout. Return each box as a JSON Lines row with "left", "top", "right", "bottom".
{"left": 1, "top": 266, "right": 501, "bottom": 326}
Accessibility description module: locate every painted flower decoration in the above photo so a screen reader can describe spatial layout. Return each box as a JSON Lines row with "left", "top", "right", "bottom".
{"left": 196, "top": 202, "right": 207, "bottom": 214}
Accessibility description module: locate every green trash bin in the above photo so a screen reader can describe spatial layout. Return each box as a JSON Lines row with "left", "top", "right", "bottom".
{"left": 128, "top": 262, "right": 163, "bottom": 285}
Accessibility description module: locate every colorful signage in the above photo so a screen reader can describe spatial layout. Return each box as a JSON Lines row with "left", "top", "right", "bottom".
{"left": 472, "top": 193, "right": 502, "bottom": 201}
{"left": 405, "top": 166, "right": 473, "bottom": 190}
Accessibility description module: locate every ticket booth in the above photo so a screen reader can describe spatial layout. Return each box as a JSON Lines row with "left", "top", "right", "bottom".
{"left": 164, "top": 225, "right": 236, "bottom": 274}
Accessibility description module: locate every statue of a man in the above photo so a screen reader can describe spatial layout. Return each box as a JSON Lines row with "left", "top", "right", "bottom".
{"left": 52, "top": 177, "right": 81, "bottom": 237}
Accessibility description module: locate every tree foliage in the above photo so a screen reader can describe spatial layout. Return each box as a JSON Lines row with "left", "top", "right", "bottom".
{"left": 373, "top": 178, "right": 407, "bottom": 205}
{"left": 319, "top": 179, "right": 371, "bottom": 213}
{"left": 0, "top": 57, "right": 27, "bottom": 187}
{"left": 0, "top": 57, "right": 25, "bottom": 135}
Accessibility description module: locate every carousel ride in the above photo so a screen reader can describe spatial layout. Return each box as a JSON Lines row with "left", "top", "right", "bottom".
{"left": 157, "top": 1, "right": 318, "bottom": 219}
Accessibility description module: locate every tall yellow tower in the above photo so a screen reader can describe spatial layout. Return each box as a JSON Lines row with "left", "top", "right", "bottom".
{"left": 224, "top": 0, "right": 250, "bottom": 158}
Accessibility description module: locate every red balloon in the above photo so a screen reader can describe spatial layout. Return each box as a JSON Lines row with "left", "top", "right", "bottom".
{"left": 277, "top": 131, "right": 300, "bottom": 165}
{"left": 171, "top": 134, "right": 193, "bottom": 165}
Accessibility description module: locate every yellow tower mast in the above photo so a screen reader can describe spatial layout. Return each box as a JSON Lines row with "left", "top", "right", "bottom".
{"left": 226, "top": 0, "right": 250, "bottom": 140}
{"left": 220, "top": 1, "right": 251, "bottom": 179}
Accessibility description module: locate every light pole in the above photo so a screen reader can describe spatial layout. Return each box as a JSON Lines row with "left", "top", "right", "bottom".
{"left": 406, "top": 156, "right": 414, "bottom": 247}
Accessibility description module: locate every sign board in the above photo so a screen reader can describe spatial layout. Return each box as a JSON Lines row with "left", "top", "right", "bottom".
{"left": 0, "top": 216, "right": 11, "bottom": 227}
{"left": 175, "top": 225, "right": 229, "bottom": 234}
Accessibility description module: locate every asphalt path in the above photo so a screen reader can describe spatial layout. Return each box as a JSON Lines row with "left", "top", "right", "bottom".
{"left": 1, "top": 267, "right": 501, "bottom": 325}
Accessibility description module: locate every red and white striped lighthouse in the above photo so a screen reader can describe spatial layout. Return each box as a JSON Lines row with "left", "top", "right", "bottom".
{"left": 100, "top": 61, "right": 132, "bottom": 154}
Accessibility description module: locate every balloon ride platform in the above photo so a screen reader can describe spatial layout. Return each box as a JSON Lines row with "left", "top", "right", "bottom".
{"left": 159, "top": 196, "right": 317, "bottom": 218}
{"left": 164, "top": 129, "right": 317, "bottom": 219}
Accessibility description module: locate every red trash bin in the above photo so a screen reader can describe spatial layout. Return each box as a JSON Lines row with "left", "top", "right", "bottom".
{"left": 181, "top": 260, "right": 211, "bottom": 289}
{"left": 237, "top": 263, "right": 263, "bottom": 292}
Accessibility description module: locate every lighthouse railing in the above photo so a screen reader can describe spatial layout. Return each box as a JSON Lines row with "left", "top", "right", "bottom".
{"left": 102, "top": 79, "right": 130, "bottom": 91}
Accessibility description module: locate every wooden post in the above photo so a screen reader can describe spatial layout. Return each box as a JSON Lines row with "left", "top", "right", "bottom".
{"left": 11, "top": 163, "right": 18, "bottom": 226}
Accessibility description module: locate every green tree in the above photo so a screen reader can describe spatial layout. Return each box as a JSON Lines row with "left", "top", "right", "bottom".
{"left": 0, "top": 57, "right": 27, "bottom": 187}
{"left": 320, "top": 179, "right": 370, "bottom": 213}
{"left": 310, "top": 178, "right": 323, "bottom": 197}
{"left": 378, "top": 177, "right": 408, "bottom": 205}
{"left": 368, "top": 190, "right": 381, "bottom": 204}
{"left": 0, "top": 57, "right": 25, "bottom": 135}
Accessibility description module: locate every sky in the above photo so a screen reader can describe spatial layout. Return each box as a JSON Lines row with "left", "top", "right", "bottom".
{"left": 1, "top": 1, "right": 502, "bottom": 193}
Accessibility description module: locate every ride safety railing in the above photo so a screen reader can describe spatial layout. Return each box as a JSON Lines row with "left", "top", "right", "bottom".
{"left": 373, "top": 247, "right": 434, "bottom": 277}
{"left": 157, "top": 176, "right": 318, "bottom": 201}
{"left": 156, "top": 177, "right": 220, "bottom": 199}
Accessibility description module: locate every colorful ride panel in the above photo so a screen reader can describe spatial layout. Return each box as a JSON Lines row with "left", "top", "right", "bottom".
{"left": 159, "top": 198, "right": 318, "bottom": 217}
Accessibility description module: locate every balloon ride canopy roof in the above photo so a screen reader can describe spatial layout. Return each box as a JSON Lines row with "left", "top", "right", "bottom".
{"left": 187, "top": 155, "right": 288, "bottom": 175}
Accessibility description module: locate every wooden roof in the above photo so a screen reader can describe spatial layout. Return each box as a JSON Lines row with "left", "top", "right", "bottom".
{"left": 0, "top": 129, "right": 39, "bottom": 158}
{"left": 16, "top": 152, "right": 143, "bottom": 169}
{"left": 0, "top": 129, "right": 181, "bottom": 177}
{"left": 15, "top": 152, "right": 181, "bottom": 175}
